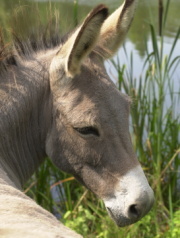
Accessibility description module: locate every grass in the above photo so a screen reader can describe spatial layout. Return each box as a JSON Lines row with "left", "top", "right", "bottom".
{"left": 24, "top": 0, "right": 180, "bottom": 237}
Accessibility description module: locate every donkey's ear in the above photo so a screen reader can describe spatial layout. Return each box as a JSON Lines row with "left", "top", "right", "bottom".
{"left": 55, "top": 5, "right": 108, "bottom": 78}
{"left": 96, "top": 0, "right": 137, "bottom": 59}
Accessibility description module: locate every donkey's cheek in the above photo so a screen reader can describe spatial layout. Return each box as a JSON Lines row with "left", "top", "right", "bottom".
{"left": 77, "top": 165, "right": 115, "bottom": 198}
{"left": 80, "top": 166, "right": 103, "bottom": 192}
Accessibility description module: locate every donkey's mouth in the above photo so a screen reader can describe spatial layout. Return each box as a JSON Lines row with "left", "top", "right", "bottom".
{"left": 106, "top": 206, "right": 138, "bottom": 227}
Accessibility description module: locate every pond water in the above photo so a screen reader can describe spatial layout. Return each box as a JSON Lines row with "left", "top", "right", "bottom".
{"left": 105, "top": 0, "right": 180, "bottom": 86}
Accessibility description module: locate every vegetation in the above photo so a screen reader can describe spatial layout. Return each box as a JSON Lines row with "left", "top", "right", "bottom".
{"left": 22, "top": 0, "right": 179, "bottom": 237}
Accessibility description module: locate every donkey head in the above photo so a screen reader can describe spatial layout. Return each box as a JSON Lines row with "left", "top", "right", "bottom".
{"left": 47, "top": 0, "right": 154, "bottom": 227}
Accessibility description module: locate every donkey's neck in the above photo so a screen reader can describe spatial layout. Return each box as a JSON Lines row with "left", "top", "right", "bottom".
{"left": 0, "top": 52, "right": 53, "bottom": 189}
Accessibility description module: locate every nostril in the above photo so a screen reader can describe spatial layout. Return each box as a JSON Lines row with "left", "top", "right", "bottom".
{"left": 128, "top": 204, "right": 141, "bottom": 219}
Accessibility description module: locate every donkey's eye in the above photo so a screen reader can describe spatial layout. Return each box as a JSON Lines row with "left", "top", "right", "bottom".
{"left": 74, "top": 126, "right": 99, "bottom": 137}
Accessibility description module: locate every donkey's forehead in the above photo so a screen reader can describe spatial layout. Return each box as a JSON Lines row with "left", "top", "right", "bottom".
{"left": 59, "top": 57, "right": 131, "bottom": 123}
{"left": 79, "top": 56, "right": 131, "bottom": 106}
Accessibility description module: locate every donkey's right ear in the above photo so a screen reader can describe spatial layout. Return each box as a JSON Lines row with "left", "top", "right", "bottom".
{"left": 50, "top": 5, "right": 108, "bottom": 79}
{"left": 95, "top": 0, "right": 138, "bottom": 59}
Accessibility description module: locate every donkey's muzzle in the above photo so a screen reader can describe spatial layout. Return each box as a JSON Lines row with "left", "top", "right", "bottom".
{"left": 105, "top": 192, "right": 154, "bottom": 227}
{"left": 103, "top": 165, "right": 154, "bottom": 227}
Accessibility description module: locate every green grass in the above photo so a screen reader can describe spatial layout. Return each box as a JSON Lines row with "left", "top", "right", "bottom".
{"left": 24, "top": 0, "right": 180, "bottom": 237}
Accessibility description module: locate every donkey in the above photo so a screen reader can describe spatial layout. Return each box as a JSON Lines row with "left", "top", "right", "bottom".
{"left": 0, "top": 0, "right": 154, "bottom": 237}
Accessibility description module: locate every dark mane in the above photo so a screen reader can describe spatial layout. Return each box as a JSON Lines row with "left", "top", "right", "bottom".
{"left": 0, "top": 14, "right": 69, "bottom": 73}
{"left": 0, "top": 5, "right": 107, "bottom": 75}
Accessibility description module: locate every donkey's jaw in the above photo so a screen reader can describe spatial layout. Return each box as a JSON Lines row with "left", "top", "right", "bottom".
{"left": 103, "top": 165, "right": 154, "bottom": 227}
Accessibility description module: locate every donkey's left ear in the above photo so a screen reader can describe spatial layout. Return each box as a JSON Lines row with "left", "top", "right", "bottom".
{"left": 54, "top": 5, "right": 108, "bottom": 78}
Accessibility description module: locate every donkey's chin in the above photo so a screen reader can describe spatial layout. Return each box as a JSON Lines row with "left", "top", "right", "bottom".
{"left": 106, "top": 208, "right": 137, "bottom": 227}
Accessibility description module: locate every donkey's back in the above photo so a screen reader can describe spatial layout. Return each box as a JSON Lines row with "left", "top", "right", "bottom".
{"left": 0, "top": 172, "right": 81, "bottom": 237}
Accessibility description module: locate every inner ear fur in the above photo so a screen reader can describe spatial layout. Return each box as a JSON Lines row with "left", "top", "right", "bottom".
{"left": 56, "top": 4, "right": 108, "bottom": 78}
{"left": 96, "top": 0, "right": 138, "bottom": 59}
